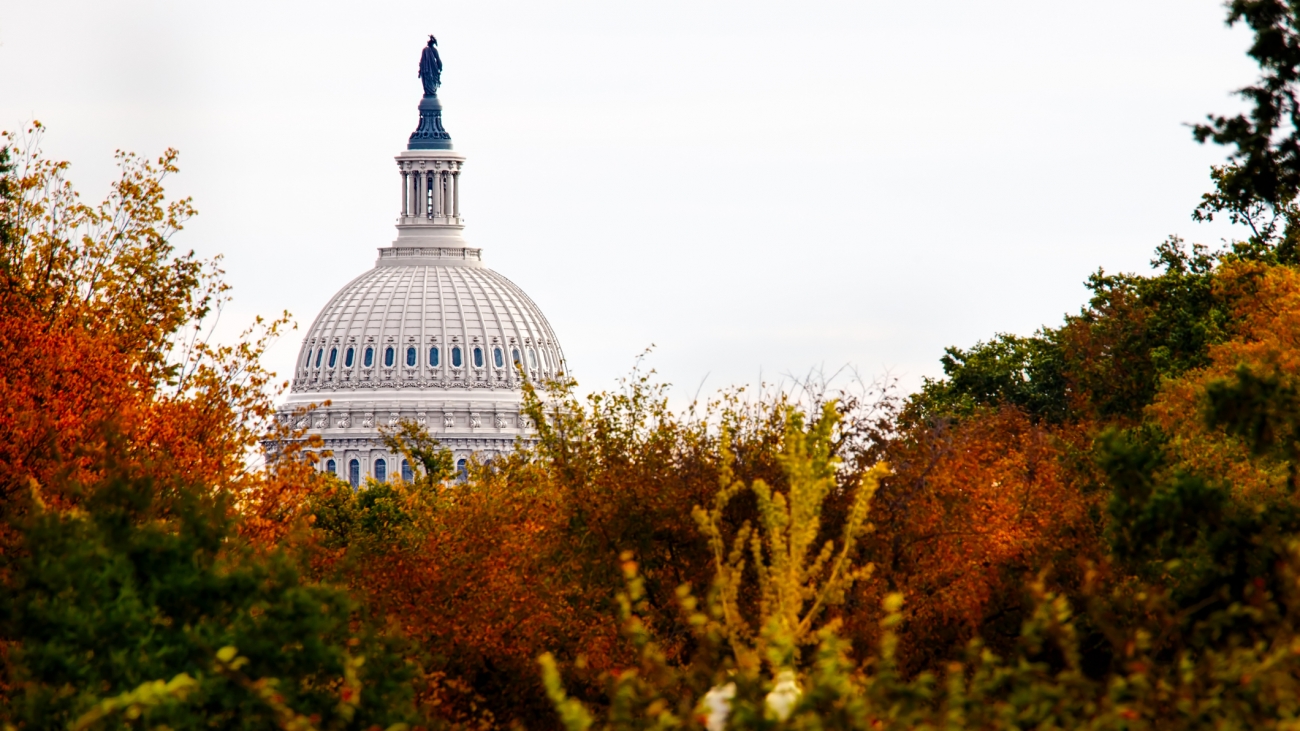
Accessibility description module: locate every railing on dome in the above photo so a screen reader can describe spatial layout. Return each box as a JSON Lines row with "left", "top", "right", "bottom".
{"left": 378, "top": 247, "right": 483, "bottom": 261}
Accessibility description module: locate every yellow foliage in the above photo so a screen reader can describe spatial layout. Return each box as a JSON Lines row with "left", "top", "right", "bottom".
{"left": 1150, "top": 262, "right": 1300, "bottom": 497}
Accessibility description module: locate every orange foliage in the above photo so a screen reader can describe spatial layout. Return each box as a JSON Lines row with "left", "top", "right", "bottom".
{"left": 0, "top": 126, "right": 292, "bottom": 529}
{"left": 0, "top": 307, "right": 139, "bottom": 496}
{"left": 339, "top": 471, "right": 610, "bottom": 727}
{"left": 860, "top": 408, "right": 1101, "bottom": 668}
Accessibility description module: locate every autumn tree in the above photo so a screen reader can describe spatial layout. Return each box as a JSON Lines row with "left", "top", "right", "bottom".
{"left": 0, "top": 123, "right": 291, "bottom": 515}
{"left": 0, "top": 127, "right": 403, "bottom": 728}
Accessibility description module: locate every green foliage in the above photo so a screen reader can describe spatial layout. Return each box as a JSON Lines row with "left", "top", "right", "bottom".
{"left": 918, "top": 237, "right": 1230, "bottom": 423}
{"left": 307, "top": 419, "right": 458, "bottom": 551}
{"left": 380, "top": 418, "right": 455, "bottom": 488}
{"left": 308, "top": 477, "right": 423, "bottom": 549}
{"left": 1099, "top": 428, "right": 1245, "bottom": 594}
{"left": 918, "top": 332, "right": 1068, "bottom": 422}
{"left": 1070, "top": 238, "right": 1229, "bottom": 418}
{"left": 1206, "top": 364, "right": 1300, "bottom": 491}
{"left": 1193, "top": 1, "right": 1300, "bottom": 241}
{"left": 0, "top": 470, "right": 416, "bottom": 730}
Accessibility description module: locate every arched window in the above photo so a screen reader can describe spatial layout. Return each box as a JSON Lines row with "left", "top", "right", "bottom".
{"left": 401, "top": 459, "right": 413, "bottom": 482}
{"left": 512, "top": 348, "right": 521, "bottom": 365}
{"left": 384, "top": 347, "right": 395, "bottom": 367}
{"left": 406, "top": 346, "right": 417, "bottom": 367}
{"left": 375, "top": 458, "right": 387, "bottom": 482}
{"left": 348, "top": 459, "right": 360, "bottom": 488}
{"left": 493, "top": 347, "right": 504, "bottom": 368}
{"left": 345, "top": 347, "right": 355, "bottom": 368}
{"left": 456, "top": 458, "right": 468, "bottom": 482}
{"left": 528, "top": 348, "right": 537, "bottom": 369}
{"left": 473, "top": 347, "right": 484, "bottom": 368}
{"left": 314, "top": 348, "right": 323, "bottom": 368}
{"left": 429, "top": 346, "right": 440, "bottom": 367}
{"left": 452, "top": 346, "right": 463, "bottom": 368}
{"left": 364, "top": 347, "right": 374, "bottom": 367}
{"left": 328, "top": 347, "right": 338, "bottom": 368}
{"left": 326, "top": 459, "right": 337, "bottom": 475}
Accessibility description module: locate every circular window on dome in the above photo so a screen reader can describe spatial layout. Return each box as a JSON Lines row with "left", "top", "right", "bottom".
{"left": 452, "top": 346, "right": 463, "bottom": 368}
{"left": 406, "top": 346, "right": 417, "bottom": 367}
{"left": 528, "top": 348, "right": 537, "bottom": 369}
{"left": 345, "top": 347, "right": 355, "bottom": 368}
{"left": 384, "top": 346, "right": 395, "bottom": 367}
{"left": 473, "top": 347, "right": 484, "bottom": 368}
{"left": 494, "top": 347, "right": 504, "bottom": 368}
{"left": 512, "top": 348, "right": 521, "bottom": 366}
{"left": 364, "top": 347, "right": 374, "bottom": 368}
{"left": 314, "top": 348, "right": 324, "bottom": 368}
{"left": 429, "top": 346, "right": 440, "bottom": 367}
{"left": 328, "top": 347, "right": 338, "bottom": 368}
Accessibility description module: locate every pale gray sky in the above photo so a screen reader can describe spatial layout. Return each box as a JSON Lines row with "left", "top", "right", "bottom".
{"left": 0, "top": 0, "right": 1254, "bottom": 400}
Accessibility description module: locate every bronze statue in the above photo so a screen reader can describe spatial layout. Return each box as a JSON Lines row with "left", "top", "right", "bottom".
{"left": 419, "top": 35, "right": 443, "bottom": 96}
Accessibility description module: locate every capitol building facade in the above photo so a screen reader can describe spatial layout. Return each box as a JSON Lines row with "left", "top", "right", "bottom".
{"left": 279, "top": 37, "right": 565, "bottom": 486}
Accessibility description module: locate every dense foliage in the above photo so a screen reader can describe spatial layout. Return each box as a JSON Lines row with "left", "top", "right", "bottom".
{"left": 13, "top": 4, "right": 1300, "bottom": 729}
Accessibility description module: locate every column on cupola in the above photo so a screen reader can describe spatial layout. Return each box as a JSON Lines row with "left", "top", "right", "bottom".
{"left": 434, "top": 169, "right": 444, "bottom": 217}
{"left": 400, "top": 169, "right": 409, "bottom": 217}
{"left": 438, "top": 170, "right": 447, "bottom": 219}
{"left": 411, "top": 167, "right": 419, "bottom": 219}
{"left": 411, "top": 170, "right": 421, "bottom": 220}
{"left": 452, "top": 169, "right": 460, "bottom": 219}
{"left": 441, "top": 171, "right": 451, "bottom": 221}
{"left": 435, "top": 171, "right": 444, "bottom": 220}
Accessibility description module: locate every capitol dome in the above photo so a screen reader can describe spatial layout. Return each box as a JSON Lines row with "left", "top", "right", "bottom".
{"left": 279, "top": 36, "right": 566, "bottom": 485}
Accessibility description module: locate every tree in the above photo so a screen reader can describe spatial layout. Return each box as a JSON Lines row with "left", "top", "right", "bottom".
{"left": 917, "top": 237, "right": 1230, "bottom": 425}
{"left": 692, "top": 404, "right": 887, "bottom": 675}
{"left": 381, "top": 418, "right": 456, "bottom": 489}
{"left": 0, "top": 125, "right": 320, "bottom": 723}
{"left": 1193, "top": 0, "right": 1300, "bottom": 254}
{"left": 0, "top": 123, "right": 291, "bottom": 513}
{"left": 1, "top": 466, "right": 416, "bottom": 730}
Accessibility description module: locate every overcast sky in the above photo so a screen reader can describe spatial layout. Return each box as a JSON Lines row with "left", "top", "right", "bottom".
{"left": 0, "top": 0, "right": 1257, "bottom": 402}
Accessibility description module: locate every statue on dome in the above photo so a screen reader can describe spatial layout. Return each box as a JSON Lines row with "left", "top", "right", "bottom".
{"left": 419, "top": 35, "right": 443, "bottom": 96}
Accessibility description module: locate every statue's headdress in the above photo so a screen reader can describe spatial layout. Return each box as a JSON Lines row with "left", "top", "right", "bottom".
{"left": 428, "top": 35, "right": 438, "bottom": 45}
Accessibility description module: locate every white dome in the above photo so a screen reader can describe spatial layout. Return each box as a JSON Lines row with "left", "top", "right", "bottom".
{"left": 287, "top": 252, "right": 564, "bottom": 398}
{"left": 277, "top": 44, "right": 570, "bottom": 483}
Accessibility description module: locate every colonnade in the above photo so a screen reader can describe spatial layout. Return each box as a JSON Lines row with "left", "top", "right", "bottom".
{"left": 400, "top": 167, "right": 461, "bottom": 221}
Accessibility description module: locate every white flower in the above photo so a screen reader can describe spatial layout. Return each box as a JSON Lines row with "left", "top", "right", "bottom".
{"left": 765, "top": 670, "right": 801, "bottom": 721}
{"left": 702, "top": 682, "right": 736, "bottom": 731}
